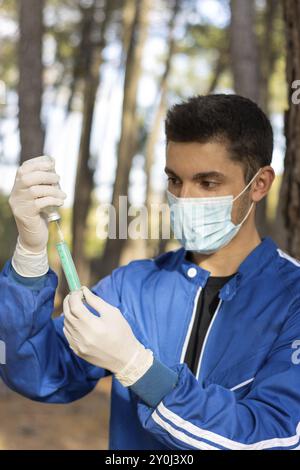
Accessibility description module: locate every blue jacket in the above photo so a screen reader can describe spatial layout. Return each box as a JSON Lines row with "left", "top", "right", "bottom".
{"left": 1, "top": 237, "right": 300, "bottom": 450}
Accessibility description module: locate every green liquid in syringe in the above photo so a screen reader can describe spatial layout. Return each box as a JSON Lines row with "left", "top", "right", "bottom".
{"left": 55, "top": 221, "right": 81, "bottom": 292}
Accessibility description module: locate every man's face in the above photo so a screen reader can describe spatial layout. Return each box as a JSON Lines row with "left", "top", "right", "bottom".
{"left": 165, "top": 140, "right": 253, "bottom": 225}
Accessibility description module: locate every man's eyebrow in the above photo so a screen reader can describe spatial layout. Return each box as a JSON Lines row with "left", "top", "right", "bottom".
{"left": 192, "top": 171, "right": 225, "bottom": 180}
{"left": 164, "top": 167, "right": 225, "bottom": 180}
{"left": 164, "top": 167, "right": 178, "bottom": 176}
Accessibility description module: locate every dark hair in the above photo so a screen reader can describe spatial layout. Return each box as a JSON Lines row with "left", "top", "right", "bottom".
{"left": 165, "top": 94, "right": 273, "bottom": 182}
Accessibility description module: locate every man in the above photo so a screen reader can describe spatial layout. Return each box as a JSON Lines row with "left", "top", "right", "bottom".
{"left": 1, "top": 94, "right": 300, "bottom": 450}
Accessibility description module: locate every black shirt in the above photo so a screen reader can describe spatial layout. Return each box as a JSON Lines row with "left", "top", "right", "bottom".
{"left": 184, "top": 269, "right": 236, "bottom": 375}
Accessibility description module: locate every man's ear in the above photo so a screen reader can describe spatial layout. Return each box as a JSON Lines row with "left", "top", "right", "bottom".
{"left": 251, "top": 166, "right": 275, "bottom": 203}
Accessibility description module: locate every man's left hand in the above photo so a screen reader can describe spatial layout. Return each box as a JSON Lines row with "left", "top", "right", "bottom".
{"left": 63, "top": 287, "right": 154, "bottom": 386}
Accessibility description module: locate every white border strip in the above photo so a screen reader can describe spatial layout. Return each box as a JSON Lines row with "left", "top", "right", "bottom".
{"left": 180, "top": 286, "right": 202, "bottom": 363}
{"left": 155, "top": 403, "right": 300, "bottom": 450}
{"left": 277, "top": 249, "right": 300, "bottom": 267}
{"left": 196, "top": 299, "right": 223, "bottom": 379}
{"left": 230, "top": 377, "right": 255, "bottom": 391}
{"left": 152, "top": 410, "right": 219, "bottom": 450}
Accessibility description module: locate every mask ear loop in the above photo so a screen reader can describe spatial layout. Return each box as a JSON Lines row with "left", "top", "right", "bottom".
{"left": 232, "top": 168, "right": 261, "bottom": 202}
{"left": 232, "top": 168, "right": 261, "bottom": 226}
{"left": 236, "top": 201, "right": 254, "bottom": 227}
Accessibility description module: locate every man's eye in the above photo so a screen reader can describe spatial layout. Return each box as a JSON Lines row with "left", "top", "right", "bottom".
{"left": 201, "top": 181, "right": 218, "bottom": 188}
{"left": 167, "top": 177, "right": 181, "bottom": 186}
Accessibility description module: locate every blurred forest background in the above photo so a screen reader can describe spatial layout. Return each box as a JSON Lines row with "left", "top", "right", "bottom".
{"left": 0, "top": 0, "right": 300, "bottom": 450}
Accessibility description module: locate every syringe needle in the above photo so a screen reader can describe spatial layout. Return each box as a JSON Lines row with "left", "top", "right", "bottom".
{"left": 55, "top": 220, "right": 64, "bottom": 242}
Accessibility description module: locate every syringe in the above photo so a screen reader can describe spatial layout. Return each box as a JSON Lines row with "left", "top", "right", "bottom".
{"left": 40, "top": 157, "right": 82, "bottom": 294}
{"left": 54, "top": 220, "right": 82, "bottom": 293}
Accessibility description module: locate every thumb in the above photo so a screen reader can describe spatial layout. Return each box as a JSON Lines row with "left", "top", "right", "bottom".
{"left": 81, "top": 286, "right": 117, "bottom": 316}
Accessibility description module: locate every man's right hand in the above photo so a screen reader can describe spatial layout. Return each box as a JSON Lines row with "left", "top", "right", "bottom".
{"left": 9, "top": 155, "right": 67, "bottom": 253}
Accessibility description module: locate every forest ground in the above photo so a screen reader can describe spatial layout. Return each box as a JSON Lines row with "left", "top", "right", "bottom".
{"left": 0, "top": 377, "right": 111, "bottom": 450}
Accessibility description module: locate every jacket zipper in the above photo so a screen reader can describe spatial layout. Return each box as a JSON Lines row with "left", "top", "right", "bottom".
{"left": 180, "top": 285, "right": 202, "bottom": 363}
{"left": 195, "top": 298, "right": 223, "bottom": 380}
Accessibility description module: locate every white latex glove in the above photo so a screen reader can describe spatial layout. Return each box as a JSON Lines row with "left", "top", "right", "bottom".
{"left": 12, "top": 236, "right": 49, "bottom": 277}
{"left": 63, "top": 287, "right": 154, "bottom": 387}
{"left": 9, "top": 155, "right": 66, "bottom": 253}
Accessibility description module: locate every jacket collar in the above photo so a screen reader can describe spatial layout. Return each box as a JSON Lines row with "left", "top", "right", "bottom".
{"left": 174, "top": 237, "right": 278, "bottom": 301}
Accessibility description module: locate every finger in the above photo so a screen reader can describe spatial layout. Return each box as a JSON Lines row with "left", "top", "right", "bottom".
{"left": 63, "top": 294, "right": 75, "bottom": 322}
{"left": 63, "top": 308, "right": 80, "bottom": 334}
{"left": 34, "top": 196, "right": 65, "bottom": 211}
{"left": 63, "top": 315, "right": 77, "bottom": 336}
{"left": 63, "top": 321, "right": 72, "bottom": 337}
{"left": 63, "top": 326, "right": 75, "bottom": 348}
{"left": 63, "top": 294, "right": 76, "bottom": 322}
{"left": 20, "top": 155, "right": 55, "bottom": 174}
{"left": 68, "top": 289, "right": 93, "bottom": 319}
{"left": 28, "top": 185, "right": 67, "bottom": 200}
{"left": 62, "top": 303, "right": 79, "bottom": 338}
{"left": 63, "top": 310, "right": 75, "bottom": 329}
{"left": 81, "top": 286, "right": 114, "bottom": 316}
{"left": 20, "top": 170, "right": 60, "bottom": 188}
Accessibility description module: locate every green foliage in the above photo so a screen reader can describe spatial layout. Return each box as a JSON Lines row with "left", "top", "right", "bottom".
{"left": 0, "top": 0, "right": 18, "bottom": 90}
{"left": 85, "top": 192, "right": 106, "bottom": 258}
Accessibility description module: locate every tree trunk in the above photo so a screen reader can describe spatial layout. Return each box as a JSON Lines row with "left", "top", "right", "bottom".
{"left": 230, "top": 0, "right": 269, "bottom": 236}
{"left": 230, "top": 0, "right": 260, "bottom": 103}
{"left": 65, "top": 3, "right": 96, "bottom": 116}
{"left": 145, "top": 0, "right": 180, "bottom": 257}
{"left": 94, "top": 0, "right": 151, "bottom": 280}
{"left": 71, "top": 1, "right": 110, "bottom": 287}
{"left": 275, "top": 0, "right": 300, "bottom": 258}
{"left": 207, "top": 53, "right": 227, "bottom": 94}
{"left": 18, "top": 0, "right": 44, "bottom": 163}
{"left": 259, "top": 0, "right": 280, "bottom": 114}
{"left": 121, "top": 0, "right": 137, "bottom": 60}
{"left": 258, "top": 0, "right": 282, "bottom": 242}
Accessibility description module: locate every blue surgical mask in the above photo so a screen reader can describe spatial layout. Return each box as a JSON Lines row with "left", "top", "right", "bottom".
{"left": 166, "top": 169, "right": 261, "bottom": 254}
